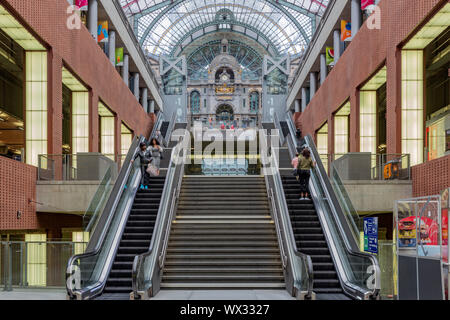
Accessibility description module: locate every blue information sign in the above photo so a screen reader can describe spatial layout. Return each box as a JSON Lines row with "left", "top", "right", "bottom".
{"left": 364, "top": 217, "right": 378, "bottom": 254}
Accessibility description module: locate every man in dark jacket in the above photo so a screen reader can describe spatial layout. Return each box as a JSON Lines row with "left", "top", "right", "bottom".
{"left": 131, "top": 142, "right": 151, "bottom": 189}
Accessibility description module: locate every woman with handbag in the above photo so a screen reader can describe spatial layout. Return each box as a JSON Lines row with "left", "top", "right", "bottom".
{"left": 147, "top": 138, "right": 163, "bottom": 177}
{"left": 297, "top": 148, "right": 316, "bottom": 200}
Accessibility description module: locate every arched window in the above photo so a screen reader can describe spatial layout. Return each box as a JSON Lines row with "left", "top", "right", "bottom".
{"left": 250, "top": 91, "right": 259, "bottom": 113}
{"left": 190, "top": 91, "right": 200, "bottom": 113}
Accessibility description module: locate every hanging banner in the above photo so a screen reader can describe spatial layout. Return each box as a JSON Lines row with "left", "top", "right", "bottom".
{"left": 364, "top": 217, "right": 378, "bottom": 254}
{"left": 115, "top": 47, "right": 124, "bottom": 66}
{"left": 341, "top": 20, "right": 352, "bottom": 42}
{"left": 361, "top": 0, "right": 375, "bottom": 10}
{"left": 97, "top": 21, "right": 109, "bottom": 43}
{"left": 326, "top": 47, "right": 334, "bottom": 65}
{"left": 75, "top": 0, "right": 88, "bottom": 11}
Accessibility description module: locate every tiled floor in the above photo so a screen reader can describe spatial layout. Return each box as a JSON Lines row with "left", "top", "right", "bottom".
{"left": 0, "top": 288, "right": 67, "bottom": 300}
{"left": 152, "top": 290, "right": 296, "bottom": 300}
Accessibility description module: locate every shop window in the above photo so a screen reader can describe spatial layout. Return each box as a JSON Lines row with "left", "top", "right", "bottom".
{"left": 334, "top": 101, "right": 350, "bottom": 160}
{"left": 121, "top": 123, "right": 133, "bottom": 157}
{"left": 25, "top": 51, "right": 47, "bottom": 166}
{"left": 316, "top": 123, "right": 329, "bottom": 173}
{"left": 425, "top": 28, "right": 449, "bottom": 161}
{"left": 25, "top": 234, "right": 46, "bottom": 287}
{"left": 401, "top": 50, "right": 424, "bottom": 166}
{"left": 0, "top": 30, "right": 25, "bottom": 161}
{"left": 98, "top": 102, "right": 115, "bottom": 161}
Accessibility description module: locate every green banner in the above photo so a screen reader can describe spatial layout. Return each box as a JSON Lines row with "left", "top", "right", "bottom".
{"left": 115, "top": 47, "right": 124, "bottom": 66}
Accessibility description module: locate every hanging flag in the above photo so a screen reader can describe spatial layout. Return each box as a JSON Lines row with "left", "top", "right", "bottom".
{"left": 326, "top": 47, "right": 334, "bottom": 65}
{"left": 97, "top": 21, "right": 109, "bottom": 43}
{"left": 75, "top": 0, "right": 88, "bottom": 11}
{"left": 361, "top": 0, "right": 375, "bottom": 10}
{"left": 115, "top": 47, "right": 124, "bottom": 66}
{"left": 341, "top": 20, "right": 352, "bottom": 42}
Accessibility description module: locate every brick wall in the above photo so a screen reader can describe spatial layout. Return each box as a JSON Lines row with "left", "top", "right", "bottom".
{"left": 0, "top": 157, "right": 37, "bottom": 230}
{"left": 3, "top": 0, "right": 155, "bottom": 155}
{"left": 296, "top": 0, "right": 446, "bottom": 155}
{"left": 412, "top": 155, "right": 450, "bottom": 197}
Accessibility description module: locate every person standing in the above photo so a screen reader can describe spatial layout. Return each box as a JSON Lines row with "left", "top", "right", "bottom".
{"left": 131, "top": 142, "right": 151, "bottom": 190}
{"left": 148, "top": 138, "right": 163, "bottom": 177}
{"left": 297, "top": 148, "right": 316, "bottom": 200}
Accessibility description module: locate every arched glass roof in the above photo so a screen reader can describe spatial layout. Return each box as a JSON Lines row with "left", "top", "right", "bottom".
{"left": 120, "top": 0, "right": 329, "bottom": 58}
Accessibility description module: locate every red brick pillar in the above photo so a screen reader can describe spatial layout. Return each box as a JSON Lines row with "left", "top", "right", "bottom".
{"left": 89, "top": 91, "right": 99, "bottom": 153}
{"left": 48, "top": 51, "right": 63, "bottom": 180}
{"left": 115, "top": 115, "right": 122, "bottom": 165}
{"left": 349, "top": 88, "right": 360, "bottom": 152}
{"left": 386, "top": 48, "right": 402, "bottom": 155}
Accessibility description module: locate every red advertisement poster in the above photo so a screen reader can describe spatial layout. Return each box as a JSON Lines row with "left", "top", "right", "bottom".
{"left": 75, "top": 0, "right": 88, "bottom": 11}
{"left": 361, "top": 0, "right": 375, "bottom": 10}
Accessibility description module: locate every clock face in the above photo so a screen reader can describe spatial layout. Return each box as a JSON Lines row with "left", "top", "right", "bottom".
{"left": 221, "top": 74, "right": 229, "bottom": 82}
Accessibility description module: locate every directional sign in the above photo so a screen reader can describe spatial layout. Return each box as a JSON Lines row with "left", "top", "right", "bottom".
{"left": 364, "top": 217, "right": 378, "bottom": 254}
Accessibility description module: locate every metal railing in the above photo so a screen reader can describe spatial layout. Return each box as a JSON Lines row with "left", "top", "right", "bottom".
{"left": 131, "top": 133, "right": 187, "bottom": 299}
{"left": 1, "top": 241, "right": 87, "bottom": 290}
{"left": 66, "top": 136, "right": 145, "bottom": 300}
{"left": 330, "top": 153, "right": 411, "bottom": 181}
{"left": 260, "top": 130, "right": 314, "bottom": 299}
{"left": 37, "top": 154, "right": 118, "bottom": 181}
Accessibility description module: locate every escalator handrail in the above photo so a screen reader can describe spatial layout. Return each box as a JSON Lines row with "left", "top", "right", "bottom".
{"left": 131, "top": 137, "right": 185, "bottom": 299}
{"left": 66, "top": 135, "right": 144, "bottom": 299}
{"left": 273, "top": 112, "right": 286, "bottom": 147}
{"left": 164, "top": 111, "right": 177, "bottom": 143}
{"left": 260, "top": 131, "right": 314, "bottom": 299}
{"left": 305, "top": 134, "right": 381, "bottom": 299}
{"left": 150, "top": 112, "right": 164, "bottom": 142}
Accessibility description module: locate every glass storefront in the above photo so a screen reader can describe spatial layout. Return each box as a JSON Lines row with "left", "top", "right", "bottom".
{"left": 0, "top": 29, "right": 24, "bottom": 161}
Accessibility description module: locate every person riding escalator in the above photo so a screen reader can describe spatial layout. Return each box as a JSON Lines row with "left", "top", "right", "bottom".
{"left": 297, "top": 148, "right": 316, "bottom": 200}
{"left": 131, "top": 142, "right": 152, "bottom": 190}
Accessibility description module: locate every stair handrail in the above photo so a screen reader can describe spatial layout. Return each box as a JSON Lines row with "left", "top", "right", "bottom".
{"left": 261, "top": 131, "right": 314, "bottom": 299}
{"left": 131, "top": 134, "right": 187, "bottom": 299}
{"left": 305, "top": 134, "right": 381, "bottom": 300}
{"left": 158, "top": 152, "right": 185, "bottom": 269}
{"left": 268, "top": 188, "right": 287, "bottom": 269}
{"left": 164, "top": 111, "right": 177, "bottom": 143}
{"left": 150, "top": 112, "right": 164, "bottom": 142}
{"left": 66, "top": 135, "right": 145, "bottom": 300}
{"left": 273, "top": 112, "right": 286, "bottom": 147}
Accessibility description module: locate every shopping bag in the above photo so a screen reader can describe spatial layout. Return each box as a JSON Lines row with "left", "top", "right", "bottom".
{"left": 146, "top": 164, "right": 159, "bottom": 177}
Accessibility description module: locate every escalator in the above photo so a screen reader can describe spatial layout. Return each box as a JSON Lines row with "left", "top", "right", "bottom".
{"left": 281, "top": 176, "right": 350, "bottom": 300}
{"left": 66, "top": 120, "right": 180, "bottom": 300}
{"left": 160, "top": 121, "right": 170, "bottom": 138}
{"left": 271, "top": 114, "right": 380, "bottom": 300}
{"left": 98, "top": 177, "right": 165, "bottom": 299}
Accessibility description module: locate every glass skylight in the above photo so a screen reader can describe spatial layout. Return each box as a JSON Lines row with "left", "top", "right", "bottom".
{"left": 120, "top": 0, "right": 329, "bottom": 57}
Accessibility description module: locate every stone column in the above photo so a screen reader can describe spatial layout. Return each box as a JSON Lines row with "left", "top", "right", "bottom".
{"left": 122, "top": 54, "right": 129, "bottom": 87}
{"left": 141, "top": 88, "right": 148, "bottom": 111}
{"left": 295, "top": 99, "right": 301, "bottom": 113}
{"left": 133, "top": 73, "right": 140, "bottom": 101}
{"left": 301, "top": 88, "right": 308, "bottom": 112}
{"left": 310, "top": 72, "right": 317, "bottom": 101}
{"left": 333, "top": 30, "right": 343, "bottom": 64}
{"left": 87, "top": 0, "right": 98, "bottom": 41}
{"left": 320, "top": 54, "right": 327, "bottom": 85}
{"left": 108, "top": 31, "right": 116, "bottom": 66}
{"left": 351, "top": 0, "right": 362, "bottom": 40}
